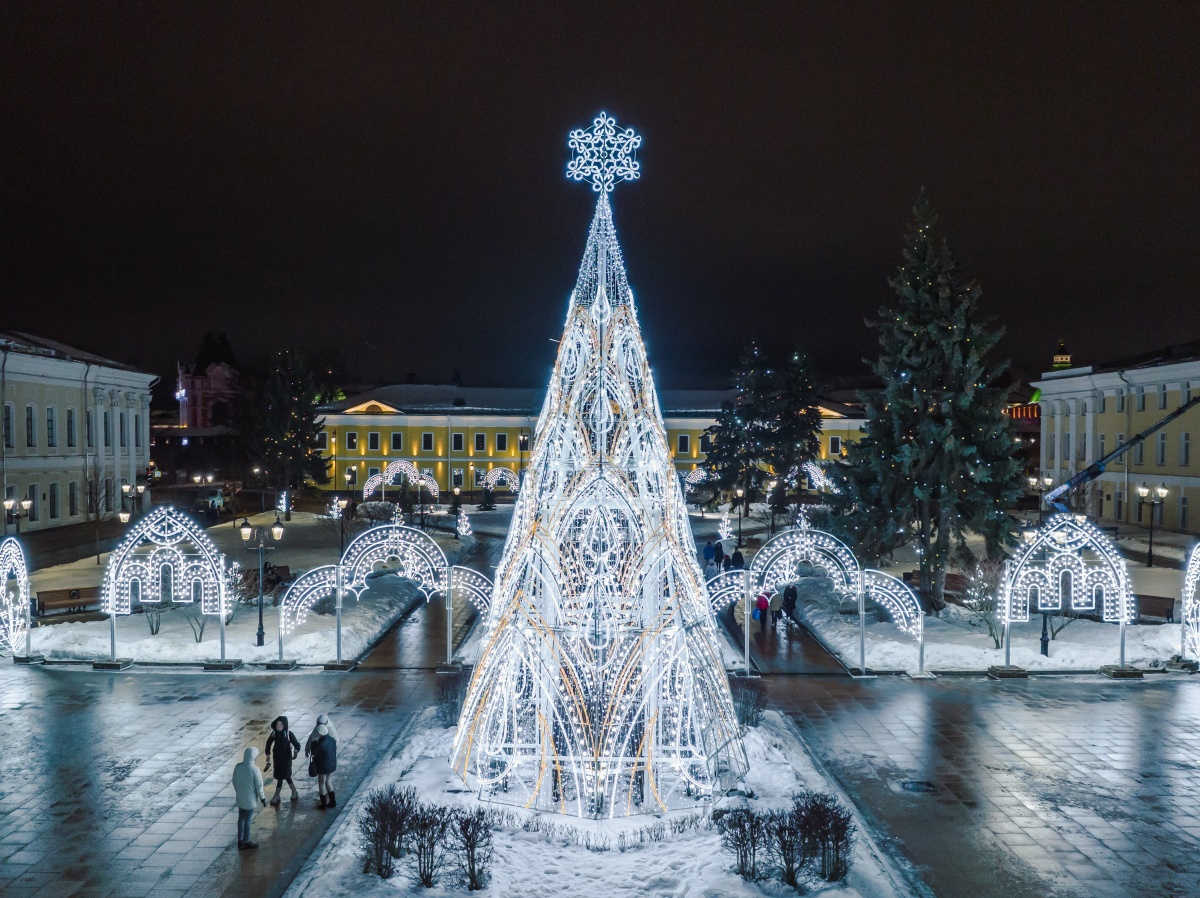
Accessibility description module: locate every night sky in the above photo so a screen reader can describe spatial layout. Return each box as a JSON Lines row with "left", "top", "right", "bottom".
{"left": 2, "top": 4, "right": 1198, "bottom": 392}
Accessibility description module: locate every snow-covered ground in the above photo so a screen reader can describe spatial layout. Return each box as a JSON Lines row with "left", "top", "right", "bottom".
{"left": 27, "top": 513, "right": 472, "bottom": 664}
{"left": 30, "top": 574, "right": 424, "bottom": 664}
{"left": 287, "top": 710, "right": 916, "bottom": 898}
{"left": 795, "top": 585, "right": 1184, "bottom": 674}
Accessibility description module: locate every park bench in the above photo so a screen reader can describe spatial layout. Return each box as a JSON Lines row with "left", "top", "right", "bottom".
{"left": 1136, "top": 594, "right": 1175, "bottom": 622}
{"left": 36, "top": 586, "right": 102, "bottom": 617}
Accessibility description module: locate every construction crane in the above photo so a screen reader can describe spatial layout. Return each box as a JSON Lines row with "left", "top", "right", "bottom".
{"left": 1044, "top": 393, "right": 1200, "bottom": 514}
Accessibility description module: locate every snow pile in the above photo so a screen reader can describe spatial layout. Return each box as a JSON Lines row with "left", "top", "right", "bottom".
{"left": 287, "top": 711, "right": 914, "bottom": 898}
{"left": 31, "top": 574, "right": 425, "bottom": 665}
{"left": 796, "top": 586, "right": 1182, "bottom": 673}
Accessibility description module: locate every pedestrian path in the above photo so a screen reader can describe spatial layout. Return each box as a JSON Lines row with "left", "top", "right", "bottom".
{"left": 723, "top": 601, "right": 846, "bottom": 674}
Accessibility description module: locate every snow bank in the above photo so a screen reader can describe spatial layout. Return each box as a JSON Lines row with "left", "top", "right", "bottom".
{"left": 797, "top": 587, "right": 1182, "bottom": 673}
{"left": 286, "top": 710, "right": 915, "bottom": 898}
{"left": 30, "top": 574, "right": 425, "bottom": 664}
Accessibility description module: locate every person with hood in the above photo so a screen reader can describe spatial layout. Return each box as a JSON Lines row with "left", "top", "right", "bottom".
{"left": 309, "top": 724, "right": 338, "bottom": 809}
{"left": 305, "top": 712, "right": 339, "bottom": 757}
{"left": 264, "top": 716, "right": 302, "bottom": 805}
{"left": 232, "top": 747, "right": 267, "bottom": 850}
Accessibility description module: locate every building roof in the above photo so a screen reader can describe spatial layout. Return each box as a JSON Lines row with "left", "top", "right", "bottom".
{"left": 0, "top": 331, "right": 153, "bottom": 376}
{"left": 1040, "top": 337, "right": 1200, "bottom": 380}
{"left": 323, "top": 384, "right": 863, "bottom": 419}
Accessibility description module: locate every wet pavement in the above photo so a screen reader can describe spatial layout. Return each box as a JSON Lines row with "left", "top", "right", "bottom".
{"left": 771, "top": 675, "right": 1200, "bottom": 898}
{"left": 726, "top": 600, "right": 847, "bottom": 674}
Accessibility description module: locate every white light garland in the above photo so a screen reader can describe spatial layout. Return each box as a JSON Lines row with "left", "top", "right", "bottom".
{"left": 683, "top": 468, "right": 709, "bottom": 495}
{"left": 1183, "top": 544, "right": 1200, "bottom": 658}
{"left": 802, "top": 461, "right": 838, "bottom": 494}
{"left": 279, "top": 564, "right": 338, "bottom": 636}
{"left": 457, "top": 508, "right": 472, "bottom": 537}
{"left": 341, "top": 522, "right": 448, "bottom": 599}
{"left": 482, "top": 467, "right": 519, "bottom": 492}
{"left": 102, "top": 506, "right": 227, "bottom": 616}
{"left": 364, "top": 460, "right": 423, "bottom": 501}
{"left": 718, "top": 512, "right": 733, "bottom": 542}
{"left": 453, "top": 116, "right": 745, "bottom": 819}
{"left": 0, "top": 537, "right": 30, "bottom": 657}
{"left": 276, "top": 491, "right": 290, "bottom": 515}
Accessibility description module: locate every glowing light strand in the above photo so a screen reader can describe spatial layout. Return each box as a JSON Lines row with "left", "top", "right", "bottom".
{"left": 566, "top": 112, "right": 641, "bottom": 193}
{"left": 1183, "top": 544, "right": 1200, "bottom": 658}
{"left": 0, "top": 537, "right": 30, "bottom": 657}
{"left": 483, "top": 467, "right": 519, "bottom": 492}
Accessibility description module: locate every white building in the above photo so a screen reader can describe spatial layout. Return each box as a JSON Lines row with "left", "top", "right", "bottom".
{"left": 1033, "top": 340, "right": 1200, "bottom": 534}
{"left": 1, "top": 332, "right": 157, "bottom": 534}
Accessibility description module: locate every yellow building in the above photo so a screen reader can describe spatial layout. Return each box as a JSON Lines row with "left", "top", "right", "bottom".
{"left": 317, "top": 385, "right": 866, "bottom": 496}
{"left": 1033, "top": 341, "right": 1200, "bottom": 534}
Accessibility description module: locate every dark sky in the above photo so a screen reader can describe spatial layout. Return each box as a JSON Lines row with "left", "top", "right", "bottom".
{"left": 2, "top": 3, "right": 1198, "bottom": 391}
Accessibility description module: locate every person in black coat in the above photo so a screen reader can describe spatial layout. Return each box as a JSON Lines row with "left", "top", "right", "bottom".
{"left": 310, "top": 724, "right": 338, "bottom": 809}
{"left": 265, "top": 715, "right": 301, "bottom": 805}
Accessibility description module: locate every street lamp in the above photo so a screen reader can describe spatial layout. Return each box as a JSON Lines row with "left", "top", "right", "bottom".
{"left": 1030, "top": 475, "right": 1053, "bottom": 526}
{"left": 1137, "top": 483, "right": 1168, "bottom": 567}
{"left": 469, "top": 462, "right": 475, "bottom": 505}
{"left": 119, "top": 482, "right": 146, "bottom": 524}
{"left": 4, "top": 497, "right": 33, "bottom": 535}
{"left": 337, "top": 497, "right": 348, "bottom": 555}
{"left": 736, "top": 486, "right": 745, "bottom": 548}
{"left": 240, "top": 516, "right": 285, "bottom": 646}
{"left": 453, "top": 486, "right": 461, "bottom": 540}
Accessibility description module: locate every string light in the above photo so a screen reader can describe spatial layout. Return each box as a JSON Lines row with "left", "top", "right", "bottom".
{"left": 0, "top": 537, "right": 30, "bottom": 656}
{"left": 482, "top": 467, "right": 519, "bottom": 492}
{"left": 1183, "top": 544, "right": 1200, "bottom": 658}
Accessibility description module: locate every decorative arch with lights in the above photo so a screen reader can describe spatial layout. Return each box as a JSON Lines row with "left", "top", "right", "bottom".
{"left": 341, "top": 522, "right": 448, "bottom": 599}
{"left": 1183, "top": 543, "right": 1200, "bottom": 658}
{"left": 453, "top": 114, "right": 746, "bottom": 819}
{"left": 483, "top": 467, "right": 519, "bottom": 492}
{"left": 0, "top": 537, "right": 30, "bottom": 656}
{"left": 1001, "top": 514, "right": 1134, "bottom": 624}
{"left": 750, "top": 522, "right": 860, "bottom": 594}
{"left": 448, "top": 565, "right": 493, "bottom": 614}
{"left": 363, "top": 460, "right": 424, "bottom": 501}
{"left": 279, "top": 565, "right": 338, "bottom": 637}
{"left": 683, "top": 467, "right": 709, "bottom": 495}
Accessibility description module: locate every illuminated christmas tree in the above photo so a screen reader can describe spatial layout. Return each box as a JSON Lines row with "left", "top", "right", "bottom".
{"left": 452, "top": 114, "right": 747, "bottom": 818}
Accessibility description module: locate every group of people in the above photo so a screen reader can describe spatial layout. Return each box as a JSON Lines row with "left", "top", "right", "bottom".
{"left": 701, "top": 540, "right": 745, "bottom": 579}
{"left": 231, "top": 712, "right": 340, "bottom": 850}
{"left": 752, "top": 582, "right": 798, "bottom": 634}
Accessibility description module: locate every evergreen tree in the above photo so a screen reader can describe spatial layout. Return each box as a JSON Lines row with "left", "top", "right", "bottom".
{"left": 248, "top": 347, "right": 329, "bottom": 518}
{"left": 703, "top": 343, "right": 774, "bottom": 515}
{"left": 830, "top": 193, "right": 1021, "bottom": 607}
{"left": 769, "top": 350, "right": 824, "bottom": 483}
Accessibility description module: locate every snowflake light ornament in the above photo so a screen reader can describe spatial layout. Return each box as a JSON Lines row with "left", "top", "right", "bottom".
{"left": 718, "top": 512, "right": 733, "bottom": 542}
{"left": 566, "top": 112, "right": 641, "bottom": 193}
{"left": 457, "top": 508, "right": 472, "bottom": 537}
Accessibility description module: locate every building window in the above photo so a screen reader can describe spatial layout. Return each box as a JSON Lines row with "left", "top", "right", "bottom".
{"left": 1156, "top": 432, "right": 1167, "bottom": 465}
{"left": 1159, "top": 384, "right": 1168, "bottom": 410}
{"left": 474, "top": 433, "right": 486, "bottom": 452}
{"left": 1182, "top": 496, "right": 1190, "bottom": 530}
{"left": 830, "top": 436, "right": 842, "bottom": 456}
{"left": 1116, "top": 392, "right": 1125, "bottom": 413}
{"left": 1182, "top": 433, "right": 1191, "bottom": 467}
{"left": 519, "top": 433, "right": 530, "bottom": 452}
{"left": 119, "top": 412, "right": 127, "bottom": 448}
{"left": 1136, "top": 496, "right": 1143, "bottom": 523}
{"left": 452, "top": 468, "right": 464, "bottom": 488}
{"left": 1098, "top": 395, "right": 1106, "bottom": 414}
{"left": 368, "top": 432, "right": 380, "bottom": 452}
{"left": 2, "top": 403, "right": 12, "bottom": 449}
{"left": 134, "top": 414, "right": 141, "bottom": 449}
{"left": 700, "top": 433, "right": 712, "bottom": 454}
{"left": 46, "top": 408, "right": 57, "bottom": 448}
{"left": 26, "top": 484, "right": 38, "bottom": 522}
{"left": 66, "top": 409, "right": 76, "bottom": 448}
{"left": 422, "top": 432, "right": 434, "bottom": 452}
{"left": 1136, "top": 388, "right": 1145, "bottom": 411}
{"left": 474, "top": 467, "right": 486, "bottom": 487}
{"left": 315, "top": 431, "right": 328, "bottom": 450}
{"left": 1098, "top": 433, "right": 1106, "bottom": 459}
{"left": 26, "top": 405, "right": 35, "bottom": 448}
{"left": 452, "top": 433, "right": 464, "bottom": 452}
{"left": 1048, "top": 433, "right": 1055, "bottom": 459}
{"left": 677, "top": 434, "right": 690, "bottom": 455}
{"left": 368, "top": 466, "right": 380, "bottom": 479}
{"left": 1064, "top": 432, "right": 1071, "bottom": 460}
{"left": 48, "top": 483, "right": 59, "bottom": 519}
{"left": 69, "top": 482, "right": 79, "bottom": 516}
{"left": 391, "top": 432, "right": 404, "bottom": 451}
{"left": 103, "top": 411, "right": 111, "bottom": 448}
{"left": 86, "top": 409, "right": 94, "bottom": 449}
{"left": 1186, "top": 382, "right": 1193, "bottom": 404}
{"left": 105, "top": 478, "right": 114, "bottom": 512}
{"left": 496, "top": 433, "right": 508, "bottom": 452}
{"left": 1135, "top": 442, "right": 1144, "bottom": 466}
{"left": 1115, "top": 490, "right": 1123, "bottom": 521}
{"left": 345, "top": 431, "right": 358, "bottom": 451}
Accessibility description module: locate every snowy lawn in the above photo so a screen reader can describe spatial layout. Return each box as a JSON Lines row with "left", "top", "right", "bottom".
{"left": 797, "top": 588, "right": 1183, "bottom": 674}
{"left": 287, "top": 710, "right": 915, "bottom": 898}
{"left": 30, "top": 574, "right": 425, "bottom": 664}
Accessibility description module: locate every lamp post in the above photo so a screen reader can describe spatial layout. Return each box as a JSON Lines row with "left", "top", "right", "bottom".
{"left": 736, "top": 486, "right": 745, "bottom": 548}
{"left": 119, "top": 482, "right": 146, "bottom": 524}
{"left": 453, "top": 486, "right": 461, "bottom": 540}
{"left": 767, "top": 480, "right": 778, "bottom": 539}
{"left": 469, "top": 462, "right": 475, "bottom": 505}
{"left": 1136, "top": 482, "right": 1168, "bottom": 568}
{"left": 4, "top": 497, "right": 33, "bottom": 535}
{"left": 336, "top": 497, "right": 349, "bottom": 555}
{"left": 1030, "top": 474, "right": 1052, "bottom": 526}
{"left": 240, "top": 516, "right": 284, "bottom": 647}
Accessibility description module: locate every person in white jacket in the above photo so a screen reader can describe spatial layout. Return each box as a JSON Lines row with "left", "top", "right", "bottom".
{"left": 232, "top": 746, "right": 267, "bottom": 850}
{"left": 305, "top": 712, "right": 339, "bottom": 757}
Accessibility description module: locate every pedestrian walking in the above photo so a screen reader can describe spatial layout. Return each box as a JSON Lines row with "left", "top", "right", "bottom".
{"left": 265, "top": 716, "right": 302, "bottom": 805}
{"left": 305, "top": 712, "right": 339, "bottom": 757}
{"left": 731, "top": 548, "right": 745, "bottom": 570}
{"left": 769, "top": 590, "right": 783, "bottom": 629}
{"left": 310, "top": 724, "right": 338, "bottom": 809}
{"left": 702, "top": 541, "right": 715, "bottom": 564}
{"left": 704, "top": 559, "right": 718, "bottom": 580}
{"left": 755, "top": 591, "right": 770, "bottom": 636}
{"left": 714, "top": 542, "right": 725, "bottom": 570}
{"left": 782, "top": 583, "right": 798, "bottom": 625}
{"left": 232, "top": 747, "right": 267, "bottom": 850}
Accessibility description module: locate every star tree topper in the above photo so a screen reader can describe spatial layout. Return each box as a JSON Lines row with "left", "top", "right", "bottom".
{"left": 566, "top": 112, "right": 641, "bottom": 192}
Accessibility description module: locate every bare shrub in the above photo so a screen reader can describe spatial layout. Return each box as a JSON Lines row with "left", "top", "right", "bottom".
{"left": 358, "top": 785, "right": 418, "bottom": 879}
{"left": 451, "top": 806, "right": 493, "bottom": 891}
{"left": 437, "top": 669, "right": 471, "bottom": 728}
{"left": 729, "top": 676, "right": 768, "bottom": 728}
{"left": 183, "top": 605, "right": 207, "bottom": 643}
{"left": 765, "top": 805, "right": 812, "bottom": 888}
{"left": 408, "top": 803, "right": 454, "bottom": 888}
{"left": 796, "top": 791, "right": 856, "bottom": 882}
{"left": 962, "top": 559, "right": 1005, "bottom": 649}
{"left": 717, "top": 808, "right": 767, "bottom": 879}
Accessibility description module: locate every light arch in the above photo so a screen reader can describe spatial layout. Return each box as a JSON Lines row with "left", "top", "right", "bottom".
{"left": 0, "top": 537, "right": 31, "bottom": 656}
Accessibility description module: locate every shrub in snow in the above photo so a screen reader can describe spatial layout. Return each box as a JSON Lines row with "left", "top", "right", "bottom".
{"left": 183, "top": 604, "right": 207, "bottom": 643}
{"left": 451, "top": 806, "right": 493, "bottom": 891}
{"left": 408, "top": 802, "right": 453, "bottom": 887}
{"left": 437, "top": 668, "right": 471, "bottom": 728}
{"left": 963, "top": 559, "right": 1005, "bottom": 648}
{"left": 765, "top": 805, "right": 812, "bottom": 888}
{"left": 728, "top": 676, "right": 768, "bottom": 728}
{"left": 358, "top": 785, "right": 418, "bottom": 879}
{"left": 795, "top": 791, "right": 856, "bottom": 882}
{"left": 717, "top": 808, "right": 768, "bottom": 880}
{"left": 359, "top": 501, "right": 398, "bottom": 523}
